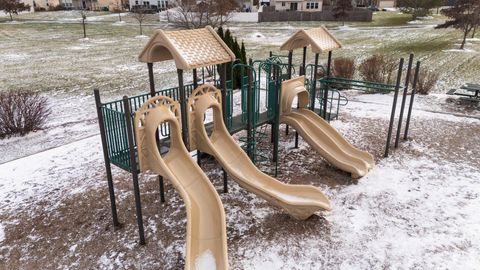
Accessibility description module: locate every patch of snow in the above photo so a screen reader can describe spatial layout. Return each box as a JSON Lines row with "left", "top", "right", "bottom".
{"left": 112, "top": 21, "right": 126, "bottom": 26}
{"left": 269, "top": 190, "right": 317, "bottom": 203}
{"left": 69, "top": 244, "right": 78, "bottom": 253}
{"left": 230, "top": 12, "right": 258, "bottom": 22}
{"left": 417, "top": 16, "right": 433, "bottom": 20}
{"left": 407, "top": 20, "right": 423, "bottom": 24}
{"left": 0, "top": 136, "right": 104, "bottom": 213}
{"left": 135, "top": 35, "right": 149, "bottom": 39}
{"left": 195, "top": 249, "right": 216, "bottom": 270}
{"left": 443, "top": 49, "right": 477, "bottom": 53}
{"left": 0, "top": 52, "right": 29, "bottom": 61}
{"left": 0, "top": 223, "right": 5, "bottom": 243}
{"left": 250, "top": 32, "right": 265, "bottom": 39}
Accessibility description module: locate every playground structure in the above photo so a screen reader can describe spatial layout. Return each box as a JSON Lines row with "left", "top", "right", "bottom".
{"left": 93, "top": 25, "right": 421, "bottom": 268}
{"left": 280, "top": 76, "right": 374, "bottom": 178}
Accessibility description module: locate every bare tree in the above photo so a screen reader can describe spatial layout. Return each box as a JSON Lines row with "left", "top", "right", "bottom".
{"left": 332, "top": 0, "right": 352, "bottom": 26}
{"left": 0, "top": 0, "right": 29, "bottom": 21}
{"left": 169, "top": 0, "right": 237, "bottom": 29}
{"left": 132, "top": 9, "right": 148, "bottom": 35}
{"left": 436, "top": 0, "right": 480, "bottom": 49}
{"left": 79, "top": 9, "right": 88, "bottom": 38}
{"left": 114, "top": 0, "right": 123, "bottom": 22}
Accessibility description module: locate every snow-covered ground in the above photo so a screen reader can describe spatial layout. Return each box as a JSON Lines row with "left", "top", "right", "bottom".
{"left": 1, "top": 91, "right": 479, "bottom": 269}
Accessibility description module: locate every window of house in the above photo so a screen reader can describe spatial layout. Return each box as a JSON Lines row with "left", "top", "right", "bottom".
{"left": 282, "top": 2, "right": 285, "bottom": 6}
{"left": 306, "top": 2, "right": 310, "bottom": 9}
{"left": 314, "top": 2, "right": 319, "bottom": 9}
{"left": 135, "top": 0, "right": 138, "bottom": 4}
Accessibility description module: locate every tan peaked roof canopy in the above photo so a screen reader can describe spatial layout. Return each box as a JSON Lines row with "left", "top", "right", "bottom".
{"left": 138, "top": 26, "right": 236, "bottom": 70}
{"left": 280, "top": 26, "right": 342, "bottom": 54}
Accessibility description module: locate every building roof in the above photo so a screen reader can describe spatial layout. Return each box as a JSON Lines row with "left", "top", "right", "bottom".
{"left": 280, "top": 26, "right": 342, "bottom": 54}
{"left": 138, "top": 26, "right": 236, "bottom": 70}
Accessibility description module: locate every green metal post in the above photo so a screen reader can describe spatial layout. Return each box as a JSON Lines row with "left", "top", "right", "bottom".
{"left": 220, "top": 63, "right": 228, "bottom": 193}
{"left": 123, "top": 96, "right": 146, "bottom": 245}
{"left": 395, "top": 54, "right": 414, "bottom": 148}
{"left": 94, "top": 89, "right": 120, "bottom": 228}
{"left": 404, "top": 61, "right": 421, "bottom": 140}
{"left": 385, "top": 58, "right": 404, "bottom": 157}
{"left": 310, "top": 53, "right": 319, "bottom": 110}
{"left": 177, "top": 69, "right": 188, "bottom": 148}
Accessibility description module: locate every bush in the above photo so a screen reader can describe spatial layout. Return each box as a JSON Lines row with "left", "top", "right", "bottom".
{"left": 358, "top": 54, "right": 398, "bottom": 84}
{"left": 415, "top": 70, "right": 438, "bottom": 95}
{"left": 49, "top": 5, "right": 65, "bottom": 11}
{"left": 0, "top": 91, "right": 51, "bottom": 139}
{"left": 332, "top": 57, "right": 355, "bottom": 79}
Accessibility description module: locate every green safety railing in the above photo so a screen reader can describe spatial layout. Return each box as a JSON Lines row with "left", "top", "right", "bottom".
{"left": 100, "top": 83, "right": 198, "bottom": 172}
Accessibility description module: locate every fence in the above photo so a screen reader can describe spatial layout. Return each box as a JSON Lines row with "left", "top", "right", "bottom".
{"left": 259, "top": 8, "right": 372, "bottom": 22}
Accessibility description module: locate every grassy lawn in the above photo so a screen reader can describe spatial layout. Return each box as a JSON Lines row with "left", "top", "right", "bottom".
{"left": 0, "top": 10, "right": 478, "bottom": 98}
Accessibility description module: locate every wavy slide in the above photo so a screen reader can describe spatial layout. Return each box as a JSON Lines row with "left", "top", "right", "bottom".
{"left": 280, "top": 76, "right": 374, "bottom": 178}
{"left": 134, "top": 96, "right": 228, "bottom": 270}
{"left": 188, "top": 85, "right": 331, "bottom": 220}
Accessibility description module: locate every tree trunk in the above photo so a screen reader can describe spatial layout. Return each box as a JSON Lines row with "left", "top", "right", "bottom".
{"left": 118, "top": 12, "right": 122, "bottom": 22}
{"left": 82, "top": 19, "right": 86, "bottom": 38}
{"left": 472, "top": 26, "right": 477, "bottom": 39}
{"left": 9, "top": 12, "right": 13, "bottom": 21}
{"left": 460, "top": 29, "right": 469, "bottom": 50}
{"left": 139, "top": 22, "right": 142, "bottom": 35}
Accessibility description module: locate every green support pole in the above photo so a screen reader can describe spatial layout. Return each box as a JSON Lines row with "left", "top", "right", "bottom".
{"left": 123, "top": 96, "right": 146, "bottom": 245}
{"left": 310, "top": 53, "right": 319, "bottom": 110}
{"left": 395, "top": 54, "right": 414, "bottom": 148}
{"left": 220, "top": 63, "right": 228, "bottom": 193}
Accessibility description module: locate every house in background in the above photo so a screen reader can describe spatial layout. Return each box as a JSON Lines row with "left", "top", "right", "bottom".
{"left": 274, "top": 0, "right": 323, "bottom": 11}
{"left": 128, "top": 0, "right": 169, "bottom": 11}
{"left": 377, "top": 0, "right": 396, "bottom": 8}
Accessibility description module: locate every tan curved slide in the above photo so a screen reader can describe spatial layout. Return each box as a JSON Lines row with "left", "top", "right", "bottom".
{"left": 134, "top": 96, "right": 228, "bottom": 270}
{"left": 188, "top": 85, "right": 331, "bottom": 220}
{"left": 280, "top": 76, "right": 374, "bottom": 178}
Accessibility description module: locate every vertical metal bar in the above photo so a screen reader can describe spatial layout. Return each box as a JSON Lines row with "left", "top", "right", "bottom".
{"left": 221, "top": 63, "right": 228, "bottom": 193}
{"left": 94, "top": 89, "right": 120, "bottom": 228}
{"left": 273, "top": 65, "right": 281, "bottom": 164}
{"left": 395, "top": 54, "right": 414, "bottom": 148}
{"left": 149, "top": 63, "right": 165, "bottom": 201}
{"left": 193, "top": 68, "right": 201, "bottom": 165}
{"left": 287, "top": 50, "right": 293, "bottom": 79}
{"left": 310, "top": 53, "right": 319, "bottom": 110}
{"left": 404, "top": 61, "right": 421, "bottom": 140}
{"left": 223, "top": 169, "right": 228, "bottom": 193}
{"left": 301, "top": 46, "right": 307, "bottom": 76}
{"left": 122, "top": 96, "right": 145, "bottom": 245}
{"left": 147, "top": 63, "right": 155, "bottom": 96}
{"left": 295, "top": 47, "right": 307, "bottom": 148}
{"left": 177, "top": 69, "right": 188, "bottom": 148}
{"left": 285, "top": 50, "right": 293, "bottom": 136}
{"left": 193, "top": 68, "right": 198, "bottom": 89}
{"left": 323, "top": 51, "right": 333, "bottom": 120}
{"left": 247, "top": 65, "right": 254, "bottom": 160}
{"left": 159, "top": 176, "right": 165, "bottom": 203}
{"left": 385, "top": 58, "right": 404, "bottom": 158}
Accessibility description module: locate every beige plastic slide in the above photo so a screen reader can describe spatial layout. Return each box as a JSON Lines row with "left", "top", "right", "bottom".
{"left": 134, "top": 96, "right": 228, "bottom": 270}
{"left": 188, "top": 85, "right": 331, "bottom": 220}
{"left": 280, "top": 76, "right": 375, "bottom": 178}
